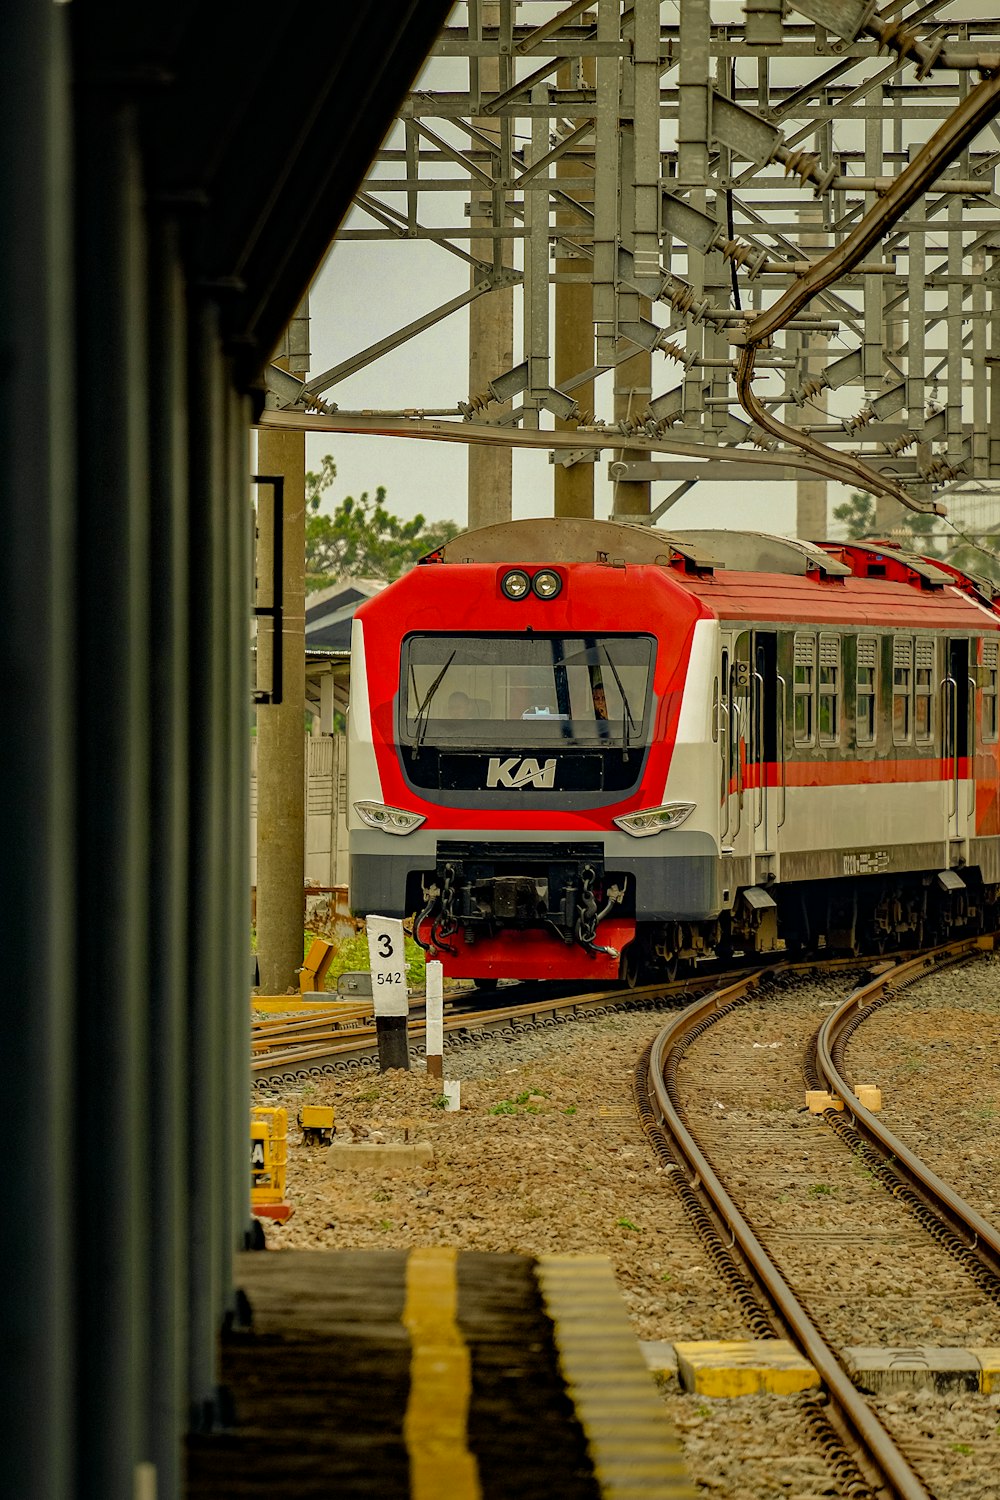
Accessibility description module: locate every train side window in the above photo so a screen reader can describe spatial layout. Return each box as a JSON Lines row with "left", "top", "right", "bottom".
{"left": 818, "top": 634, "right": 840, "bottom": 745}
{"left": 793, "top": 633, "right": 815, "bottom": 747}
{"left": 856, "top": 635, "right": 877, "bottom": 747}
{"left": 892, "top": 636, "right": 912, "bottom": 744}
{"left": 914, "top": 638, "right": 934, "bottom": 744}
{"left": 984, "top": 638, "right": 999, "bottom": 743}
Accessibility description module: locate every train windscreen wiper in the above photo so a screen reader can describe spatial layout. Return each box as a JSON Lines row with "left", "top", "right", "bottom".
{"left": 600, "top": 644, "right": 637, "bottom": 757}
{"left": 412, "top": 651, "right": 456, "bottom": 751}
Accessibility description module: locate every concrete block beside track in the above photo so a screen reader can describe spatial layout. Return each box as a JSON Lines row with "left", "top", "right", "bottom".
{"left": 844, "top": 1345, "right": 982, "bottom": 1395}
{"left": 328, "top": 1140, "right": 434, "bottom": 1172}
{"left": 969, "top": 1348, "right": 1000, "bottom": 1393}
{"left": 673, "top": 1339, "right": 821, "bottom": 1397}
{"left": 640, "top": 1340, "right": 680, "bottom": 1381}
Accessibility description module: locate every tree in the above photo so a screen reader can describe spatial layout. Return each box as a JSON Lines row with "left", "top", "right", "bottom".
{"left": 946, "top": 536, "right": 1000, "bottom": 585}
{"left": 831, "top": 489, "right": 942, "bottom": 557}
{"left": 304, "top": 454, "right": 460, "bottom": 591}
{"left": 831, "top": 490, "right": 875, "bottom": 539}
{"left": 831, "top": 488, "right": 1000, "bottom": 581}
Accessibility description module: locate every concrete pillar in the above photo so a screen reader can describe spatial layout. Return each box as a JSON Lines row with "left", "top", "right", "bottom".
{"left": 795, "top": 206, "right": 829, "bottom": 540}
{"left": 791, "top": 326, "right": 829, "bottom": 538}
{"left": 467, "top": 298, "right": 513, "bottom": 528}
{"left": 554, "top": 50, "right": 595, "bottom": 519}
{"left": 796, "top": 467, "right": 829, "bottom": 541}
{"left": 612, "top": 299, "right": 652, "bottom": 519}
{"left": 255, "top": 417, "right": 306, "bottom": 994}
{"left": 468, "top": 1, "right": 513, "bottom": 528}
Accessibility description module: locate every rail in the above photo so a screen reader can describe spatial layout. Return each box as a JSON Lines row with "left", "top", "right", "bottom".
{"left": 642, "top": 963, "right": 941, "bottom": 1500}
{"left": 814, "top": 935, "right": 1000, "bottom": 1281}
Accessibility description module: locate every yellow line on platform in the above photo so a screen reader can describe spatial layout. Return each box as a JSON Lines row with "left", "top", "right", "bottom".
{"left": 403, "top": 1247, "right": 482, "bottom": 1500}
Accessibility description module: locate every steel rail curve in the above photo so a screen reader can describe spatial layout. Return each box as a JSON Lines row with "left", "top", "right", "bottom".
{"left": 814, "top": 935, "right": 1000, "bottom": 1283}
{"left": 249, "top": 952, "right": 932, "bottom": 1081}
{"left": 250, "top": 974, "right": 707, "bottom": 1080}
{"left": 643, "top": 966, "right": 935, "bottom": 1500}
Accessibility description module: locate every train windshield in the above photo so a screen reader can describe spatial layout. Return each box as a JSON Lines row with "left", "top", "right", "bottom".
{"left": 401, "top": 634, "right": 655, "bottom": 746}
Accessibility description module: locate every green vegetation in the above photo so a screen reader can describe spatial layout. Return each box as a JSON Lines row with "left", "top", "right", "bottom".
{"left": 617, "top": 1217, "right": 642, "bottom": 1232}
{"left": 489, "top": 1089, "right": 550, "bottom": 1117}
{"left": 305, "top": 454, "right": 459, "bottom": 592}
{"left": 305, "top": 929, "right": 427, "bottom": 990}
{"left": 252, "top": 928, "right": 426, "bottom": 991}
{"left": 833, "top": 488, "right": 1000, "bottom": 583}
{"left": 808, "top": 1183, "right": 835, "bottom": 1198}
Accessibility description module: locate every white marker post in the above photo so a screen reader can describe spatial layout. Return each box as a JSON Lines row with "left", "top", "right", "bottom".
{"left": 366, "top": 915, "right": 410, "bottom": 1071}
{"left": 425, "top": 959, "right": 444, "bottom": 1080}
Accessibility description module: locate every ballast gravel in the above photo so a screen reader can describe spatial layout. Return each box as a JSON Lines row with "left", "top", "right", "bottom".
{"left": 256, "top": 963, "right": 1000, "bottom": 1500}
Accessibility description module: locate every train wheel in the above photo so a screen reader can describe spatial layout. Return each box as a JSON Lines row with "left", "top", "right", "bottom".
{"left": 620, "top": 945, "right": 642, "bottom": 989}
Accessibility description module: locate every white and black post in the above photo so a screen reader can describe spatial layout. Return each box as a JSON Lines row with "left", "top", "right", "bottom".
{"left": 366, "top": 915, "right": 410, "bottom": 1071}
{"left": 425, "top": 959, "right": 444, "bottom": 1080}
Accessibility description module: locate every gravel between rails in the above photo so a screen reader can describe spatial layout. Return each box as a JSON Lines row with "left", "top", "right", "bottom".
{"left": 254, "top": 967, "right": 1000, "bottom": 1499}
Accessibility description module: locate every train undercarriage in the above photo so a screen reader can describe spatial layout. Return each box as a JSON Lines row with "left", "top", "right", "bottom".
{"left": 410, "top": 852, "right": 999, "bottom": 985}
{"left": 619, "top": 868, "right": 999, "bottom": 984}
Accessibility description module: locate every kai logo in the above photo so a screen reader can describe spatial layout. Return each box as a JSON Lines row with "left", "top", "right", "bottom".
{"left": 486, "top": 756, "right": 556, "bottom": 789}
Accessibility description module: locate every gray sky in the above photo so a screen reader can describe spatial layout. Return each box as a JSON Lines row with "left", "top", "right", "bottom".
{"left": 306, "top": 230, "right": 812, "bottom": 535}
{"left": 299, "top": 2, "right": 914, "bottom": 539}
{"left": 279, "top": 1, "right": 1000, "bottom": 562}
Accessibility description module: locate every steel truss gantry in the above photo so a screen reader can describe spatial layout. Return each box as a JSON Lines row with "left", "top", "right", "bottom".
{"left": 263, "top": 2, "right": 1000, "bottom": 522}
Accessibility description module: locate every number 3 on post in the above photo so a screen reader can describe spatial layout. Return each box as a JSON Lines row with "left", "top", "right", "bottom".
{"left": 366, "top": 916, "right": 409, "bottom": 1017}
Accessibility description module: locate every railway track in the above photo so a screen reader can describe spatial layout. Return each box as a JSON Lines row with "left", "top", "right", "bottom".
{"left": 251, "top": 974, "right": 717, "bottom": 1084}
{"left": 250, "top": 952, "right": 917, "bottom": 1085}
{"left": 636, "top": 935, "right": 1000, "bottom": 1500}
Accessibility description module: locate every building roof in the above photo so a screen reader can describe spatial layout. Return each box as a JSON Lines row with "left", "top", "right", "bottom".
{"left": 306, "top": 578, "right": 388, "bottom": 652}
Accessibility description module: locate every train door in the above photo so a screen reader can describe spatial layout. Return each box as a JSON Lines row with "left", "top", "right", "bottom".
{"left": 750, "top": 631, "right": 781, "bottom": 879}
{"left": 945, "top": 637, "right": 973, "bottom": 850}
{"left": 723, "top": 634, "right": 752, "bottom": 857}
{"left": 719, "top": 642, "right": 733, "bottom": 845}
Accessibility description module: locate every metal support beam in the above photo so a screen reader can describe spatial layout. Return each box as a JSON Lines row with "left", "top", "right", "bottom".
{"left": 276, "top": 4, "right": 1000, "bottom": 522}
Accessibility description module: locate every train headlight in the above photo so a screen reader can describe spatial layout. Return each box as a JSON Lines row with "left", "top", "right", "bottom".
{"left": 531, "top": 569, "right": 562, "bottom": 599}
{"left": 613, "top": 802, "right": 696, "bottom": 838}
{"left": 501, "top": 568, "right": 531, "bottom": 599}
{"left": 353, "top": 801, "right": 426, "bottom": 836}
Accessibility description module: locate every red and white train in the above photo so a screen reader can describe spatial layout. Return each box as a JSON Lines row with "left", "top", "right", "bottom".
{"left": 348, "top": 518, "right": 1000, "bottom": 983}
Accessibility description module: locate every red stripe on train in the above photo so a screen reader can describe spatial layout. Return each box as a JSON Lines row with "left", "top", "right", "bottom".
{"left": 736, "top": 757, "right": 974, "bottom": 789}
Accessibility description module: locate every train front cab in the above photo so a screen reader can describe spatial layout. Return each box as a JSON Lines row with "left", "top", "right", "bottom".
{"left": 347, "top": 545, "right": 726, "bottom": 983}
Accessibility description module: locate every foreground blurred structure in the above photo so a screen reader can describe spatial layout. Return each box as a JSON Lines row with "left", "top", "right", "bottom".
{"left": 0, "top": 4, "right": 449, "bottom": 1497}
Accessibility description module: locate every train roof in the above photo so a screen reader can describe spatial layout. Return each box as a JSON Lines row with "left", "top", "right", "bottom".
{"left": 421, "top": 517, "right": 1000, "bottom": 629}
{"left": 425, "top": 517, "right": 848, "bottom": 577}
